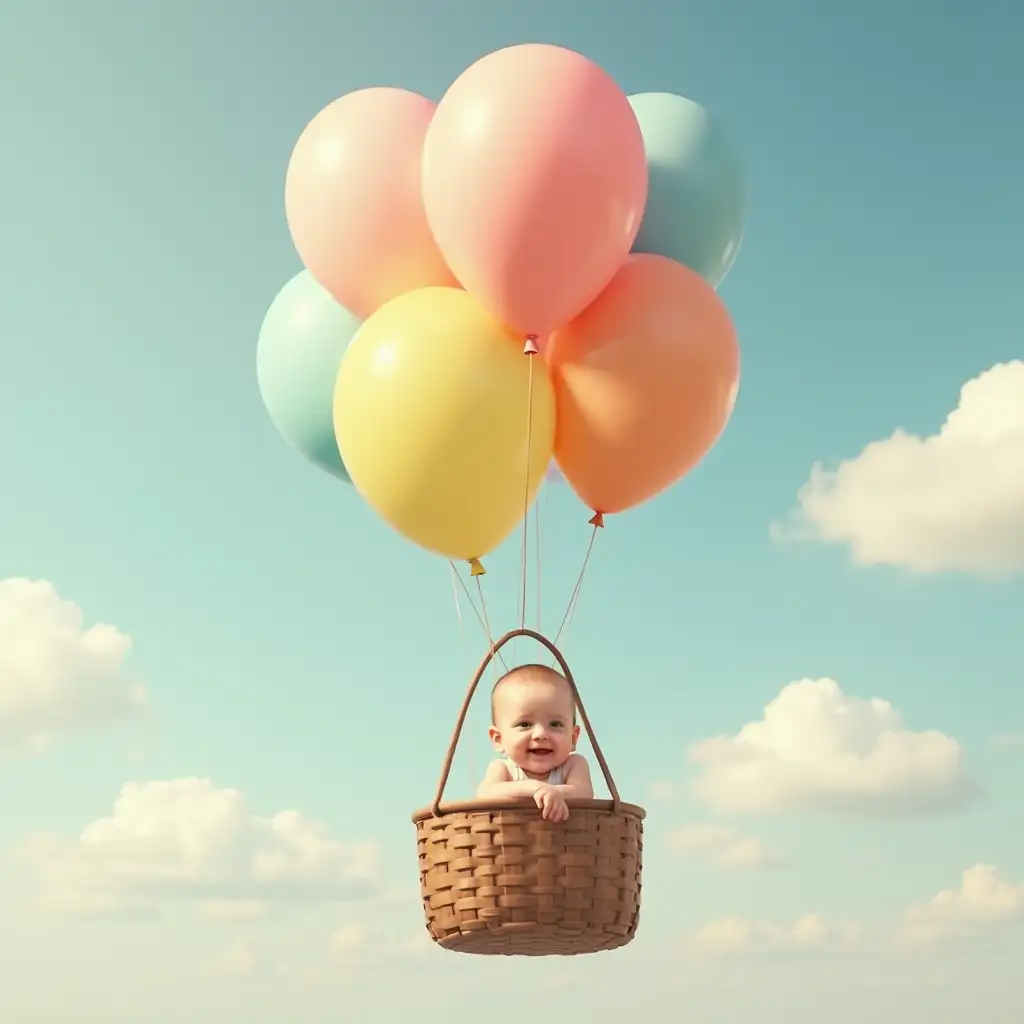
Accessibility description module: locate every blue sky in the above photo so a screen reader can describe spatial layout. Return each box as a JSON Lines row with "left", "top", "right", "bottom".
{"left": 1, "top": 1, "right": 1022, "bottom": 1021}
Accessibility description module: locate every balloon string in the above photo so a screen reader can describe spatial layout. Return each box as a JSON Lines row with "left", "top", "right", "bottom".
{"left": 518, "top": 346, "right": 537, "bottom": 634}
{"left": 450, "top": 561, "right": 465, "bottom": 633}
{"left": 449, "top": 559, "right": 509, "bottom": 672}
{"left": 534, "top": 493, "right": 543, "bottom": 633}
{"left": 551, "top": 521, "right": 601, "bottom": 652}
{"left": 560, "top": 568, "right": 585, "bottom": 647}
{"left": 448, "top": 563, "right": 477, "bottom": 791}
{"left": 475, "top": 573, "right": 504, "bottom": 669}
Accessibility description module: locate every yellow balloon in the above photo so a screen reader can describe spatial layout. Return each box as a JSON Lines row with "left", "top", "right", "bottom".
{"left": 334, "top": 287, "right": 556, "bottom": 561}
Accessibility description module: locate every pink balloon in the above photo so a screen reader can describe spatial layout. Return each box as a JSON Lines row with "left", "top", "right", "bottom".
{"left": 285, "top": 88, "right": 458, "bottom": 319}
{"left": 422, "top": 44, "right": 648, "bottom": 337}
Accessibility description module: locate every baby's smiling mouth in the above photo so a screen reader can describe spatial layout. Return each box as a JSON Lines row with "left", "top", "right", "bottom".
{"left": 529, "top": 747, "right": 553, "bottom": 756}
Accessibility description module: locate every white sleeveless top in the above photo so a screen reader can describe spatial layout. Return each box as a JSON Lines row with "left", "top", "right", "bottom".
{"left": 505, "top": 758, "right": 568, "bottom": 785}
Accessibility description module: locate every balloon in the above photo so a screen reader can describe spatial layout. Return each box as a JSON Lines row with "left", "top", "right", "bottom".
{"left": 422, "top": 44, "right": 648, "bottom": 337}
{"left": 285, "top": 88, "right": 458, "bottom": 319}
{"left": 628, "top": 92, "right": 746, "bottom": 289}
{"left": 256, "top": 270, "right": 362, "bottom": 483}
{"left": 547, "top": 254, "right": 739, "bottom": 514}
{"left": 334, "top": 287, "right": 556, "bottom": 561}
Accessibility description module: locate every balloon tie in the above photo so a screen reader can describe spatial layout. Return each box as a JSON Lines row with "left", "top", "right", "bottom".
{"left": 468, "top": 558, "right": 486, "bottom": 577}
{"left": 449, "top": 560, "right": 509, "bottom": 670}
{"left": 523, "top": 334, "right": 539, "bottom": 355}
{"left": 589, "top": 512, "right": 605, "bottom": 528}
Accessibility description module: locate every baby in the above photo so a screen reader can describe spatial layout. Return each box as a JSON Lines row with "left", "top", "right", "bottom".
{"left": 476, "top": 662, "right": 594, "bottom": 821}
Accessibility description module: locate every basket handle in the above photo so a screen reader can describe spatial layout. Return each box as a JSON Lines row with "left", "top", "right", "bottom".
{"left": 431, "top": 628, "right": 621, "bottom": 816}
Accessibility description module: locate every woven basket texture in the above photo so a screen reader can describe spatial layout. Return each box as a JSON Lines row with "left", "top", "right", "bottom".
{"left": 415, "top": 802, "right": 643, "bottom": 955}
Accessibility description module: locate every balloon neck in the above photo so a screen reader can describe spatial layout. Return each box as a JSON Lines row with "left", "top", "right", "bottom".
{"left": 588, "top": 512, "right": 605, "bottom": 528}
{"left": 468, "top": 558, "right": 487, "bottom": 576}
{"left": 523, "top": 335, "right": 539, "bottom": 356}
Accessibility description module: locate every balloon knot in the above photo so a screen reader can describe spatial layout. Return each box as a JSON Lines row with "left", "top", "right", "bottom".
{"left": 523, "top": 335, "right": 540, "bottom": 355}
{"left": 588, "top": 512, "right": 605, "bottom": 528}
{"left": 468, "top": 558, "right": 486, "bottom": 576}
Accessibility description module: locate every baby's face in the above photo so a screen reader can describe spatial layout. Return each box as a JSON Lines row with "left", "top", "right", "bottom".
{"left": 489, "top": 675, "right": 580, "bottom": 778}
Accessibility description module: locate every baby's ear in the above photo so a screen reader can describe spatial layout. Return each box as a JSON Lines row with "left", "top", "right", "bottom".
{"left": 488, "top": 725, "right": 503, "bottom": 750}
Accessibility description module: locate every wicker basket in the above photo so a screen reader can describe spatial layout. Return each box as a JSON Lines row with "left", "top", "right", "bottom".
{"left": 412, "top": 628, "right": 645, "bottom": 956}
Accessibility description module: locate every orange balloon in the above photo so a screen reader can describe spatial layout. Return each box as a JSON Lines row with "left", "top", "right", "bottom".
{"left": 547, "top": 253, "right": 739, "bottom": 514}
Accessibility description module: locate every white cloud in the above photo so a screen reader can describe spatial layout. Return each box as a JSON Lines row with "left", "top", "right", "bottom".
{"left": 0, "top": 578, "right": 145, "bottom": 753}
{"left": 649, "top": 780, "right": 676, "bottom": 800}
{"left": 775, "top": 361, "right": 1024, "bottom": 574}
{"left": 330, "top": 923, "right": 369, "bottom": 960}
{"left": 688, "top": 678, "right": 980, "bottom": 817}
{"left": 202, "top": 940, "right": 262, "bottom": 980}
{"left": 670, "top": 824, "right": 785, "bottom": 870}
{"left": 693, "top": 913, "right": 861, "bottom": 955}
{"left": 903, "top": 864, "right": 1024, "bottom": 946}
{"left": 17, "top": 777, "right": 378, "bottom": 915}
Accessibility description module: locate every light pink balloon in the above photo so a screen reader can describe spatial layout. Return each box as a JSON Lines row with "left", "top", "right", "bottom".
{"left": 285, "top": 88, "right": 458, "bottom": 319}
{"left": 422, "top": 44, "right": 648, "bottom": 337}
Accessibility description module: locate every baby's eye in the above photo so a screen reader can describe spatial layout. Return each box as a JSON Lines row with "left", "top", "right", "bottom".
{"left": 515, "top": 721, "right": 531, "bottom": 729}
{"left": 550, "top": 720, "right": 565, "bottom": 729}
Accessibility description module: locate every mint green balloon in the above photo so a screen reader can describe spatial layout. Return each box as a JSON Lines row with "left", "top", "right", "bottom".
{"left": 628, "top": 92, "right": 746, "bottom": 289}
{"left": 256, "top": 270, "right": 362, "bottom": 483}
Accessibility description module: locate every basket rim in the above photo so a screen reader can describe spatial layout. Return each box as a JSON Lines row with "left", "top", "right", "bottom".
{"left": 411, "top": 796, "right": 646, "bottom": 824}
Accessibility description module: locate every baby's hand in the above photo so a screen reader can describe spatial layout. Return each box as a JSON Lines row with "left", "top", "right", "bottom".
{"left": 533, "top": 783, "right": 569, "bottom": 822}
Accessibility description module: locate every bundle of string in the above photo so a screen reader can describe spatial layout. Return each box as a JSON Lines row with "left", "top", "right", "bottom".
{"left": 446, "top": 335, "right": 602, "bottom": 663}
{"left": 447, "top": 333, "right": 604, "bottom": 785}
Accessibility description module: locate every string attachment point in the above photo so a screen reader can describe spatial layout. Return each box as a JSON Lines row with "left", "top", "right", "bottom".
{"left": 523, "top": 334, "right": 539, "bottom": 355}
{"left": 468, "top": 557, "right": 486, "bottom": 577}
{"left": 588, "top": 512, "right": 605, "bottom": 528}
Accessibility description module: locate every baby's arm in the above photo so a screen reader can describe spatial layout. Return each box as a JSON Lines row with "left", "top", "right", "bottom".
{"left": 476, "top": 759, "right": 543, "bottom": 799}
{"left": 556, "top": 754, "right": 595, "bottom": 800}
